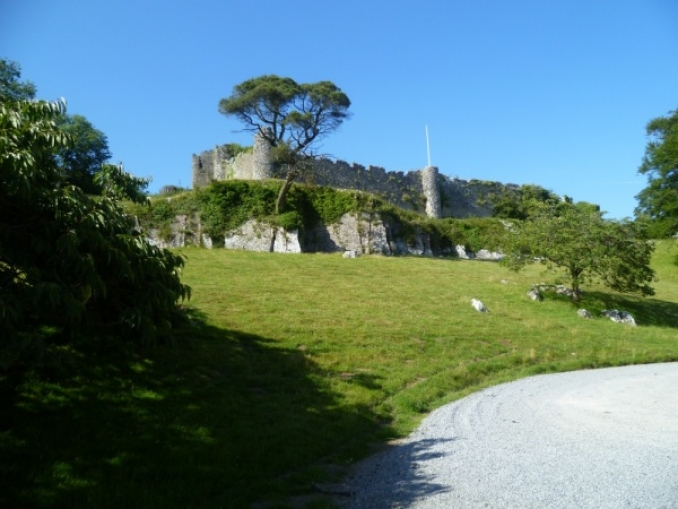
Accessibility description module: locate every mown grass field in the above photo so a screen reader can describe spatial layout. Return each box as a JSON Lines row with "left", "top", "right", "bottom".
{"left": 2, "top": 241, "right": 677, "bottom": 508}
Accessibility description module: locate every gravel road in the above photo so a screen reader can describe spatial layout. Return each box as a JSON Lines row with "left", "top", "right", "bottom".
{"left": 340, "top": 363, "right": 678, "bottom": 509}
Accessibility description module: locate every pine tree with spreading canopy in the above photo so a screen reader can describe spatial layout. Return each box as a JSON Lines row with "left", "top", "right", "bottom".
{"left": 218, "top": 75, "right": 351, "bottom": 214}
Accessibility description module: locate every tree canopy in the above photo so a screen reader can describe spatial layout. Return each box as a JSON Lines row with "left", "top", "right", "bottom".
{"left": 502, "top": 202, "right": 655, "bottom": 302}
{"left": 635, "top": 108, "right": 678, "bottom": 237}
{"left": 56, "top": 114, "right": 112, "bottom": 193}
{"left": 219, "top": 75, "right": 351, "bottom": 213}
{"left": 1, "top": 95, "right": 189, "bottom": 369}
{"left": 492, "top": 185, "right": 562, "bottom": 220}
{"left": 0, "top": 59, "right": 36, "bottom": 101}
{"left": 1, "top": 58, "right": 112, "bottom": 195}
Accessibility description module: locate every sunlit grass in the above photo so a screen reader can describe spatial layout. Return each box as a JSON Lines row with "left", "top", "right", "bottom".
{"left": 1, "top": 240, "right": 677, "bottom": 508}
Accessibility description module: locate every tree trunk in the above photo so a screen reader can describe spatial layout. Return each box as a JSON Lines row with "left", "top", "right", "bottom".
{"left": 570, "top": 269, "right": 582, "bottom": 303}
{"left": 276, "top": 170, "right": 296, "bottom": 215}
{"left": 571, "top": 287, "right": 581, "bottom": 303}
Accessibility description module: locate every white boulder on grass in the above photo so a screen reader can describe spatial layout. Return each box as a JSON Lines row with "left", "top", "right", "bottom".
{"left": 471, "top": 299, "right": 489, "bottom": 313}
{"left": 455, "top": 245, "right": 504, "bottom": 261}
{"left": 342, "top": 250, "right": 360, "bottom": 258}
{"left": 527, "top": 289, "right": 543, "bottom": 301}
{"left": 602, "top": 309, "right": 636, "bottom": 326}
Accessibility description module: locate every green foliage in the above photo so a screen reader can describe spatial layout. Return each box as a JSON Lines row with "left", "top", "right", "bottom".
{"left": 196, "top": 181, "right": 363, "bottom": 238}
{"left": 276, "top": 210, "right": 304, "bottom": 231}
{"left": 158, "top": 184, "right": 189, "bottom": 196}
{"left": 492, "top": 184, "right": 563, "bottom": 219}
{"left": 124, "top": 191, "right": 199, "bottom": 244}
{"left": 56, "top": 114, "right": 112, "bottom": 194}
{"left": 151, "top": 200, "right": 183, "bottom": 224}
{"left": 380, "top": 211, "right": 507, "bottom": 254}
{"left": 2, "top": 59, "right": 112, "bottom": 196}
{"left": 432, "top": 217, "right": 508, "bottom": 252}
{"left": 635, "top": 213, "right": 677, "bottom": 239}
{"left": 0, "top": 98, "right": 189, "bottom": 368}
{"left": 96, "top": 163, "right": 149, "bottom": 203}
{"left": 197, "top": 180, "right": 278, "bottom": 238}
{"left": 635, "top": 108, "right": 678, "bottom": 237}
{"left": 222, "top": 142, "right": 250, "bottom": 158}
{"left": 219, "top": 74, "right": 351, "bottom": 213}
{"left": 295, "top": 185, "right": 360, "bottom": 225}
{"left": 0, "top": 59, "right": 36, "bottom": 101}
{"left": 502, "top": 202, "right": 655, "bottom": 301}
{"left": 124, "top": 191, "right": 200, "bottom": 231}
{"left": 219, "top": 75, "right": 299, "bottom": 140}
{"left": 218, "top": 75, "right": 350, "bottom": 157}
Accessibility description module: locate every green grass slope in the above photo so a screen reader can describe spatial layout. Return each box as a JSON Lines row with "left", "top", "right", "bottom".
{"left": 1, "top": 241, "right": 677, "bottom": 508}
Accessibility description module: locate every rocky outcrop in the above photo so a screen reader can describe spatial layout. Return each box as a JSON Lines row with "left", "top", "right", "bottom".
{"left": 303, "top": 213, "right": 390, "bottom": 254}
{"left": 218, "top": 214, "right": 439, "bottom": 255}
{"left": 144, "top": 212, "right": 503, "bottom": 260}
{"left": 224, "top": 220, "right": 301, "bottom": 253}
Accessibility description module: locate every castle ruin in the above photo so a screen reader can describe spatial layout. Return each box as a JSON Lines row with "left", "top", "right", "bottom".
{"left": 192, "top": 132, "right": 516, "bottom": 219}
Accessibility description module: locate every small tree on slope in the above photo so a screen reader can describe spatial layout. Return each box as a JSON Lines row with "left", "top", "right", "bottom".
{"left": 502, "top": 203, "right": 655, "bottom": 302}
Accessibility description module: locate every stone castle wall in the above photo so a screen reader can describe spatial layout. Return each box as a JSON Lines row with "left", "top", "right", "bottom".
{"left": 192, "top": 134, "right": 517, "bottom": 219}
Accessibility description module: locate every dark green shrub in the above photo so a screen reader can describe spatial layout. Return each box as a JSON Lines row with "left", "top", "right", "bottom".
{"left": 197, "top": 181, "right": 277, "bottom": 236}
{"left": 1, "top": 100, "right": 190, "bottom": 368}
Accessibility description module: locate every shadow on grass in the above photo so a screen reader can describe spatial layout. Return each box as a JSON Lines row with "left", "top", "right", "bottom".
{"left": 580, "top": 291, "right": 678, "bottom": 328}
{"left": 0, "top": 313, "right": 393, "bottom": 509}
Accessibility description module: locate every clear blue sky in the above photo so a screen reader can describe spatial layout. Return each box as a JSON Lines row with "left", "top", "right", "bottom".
{"left": 3, "top": 0, "right": 677, "bottom": 219}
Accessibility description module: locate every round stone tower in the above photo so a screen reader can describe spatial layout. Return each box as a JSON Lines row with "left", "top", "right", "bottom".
{"left": 422, "top": 166, "right": 442, "bottom": 219}
{"left": 252, "top": 129, "right": 273, "bottom": 180}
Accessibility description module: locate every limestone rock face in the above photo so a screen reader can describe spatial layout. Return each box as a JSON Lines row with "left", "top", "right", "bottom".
{"left": 391, "top": 235, "right": 433, "bottom": 257}
{"left": 223, "top": 219, "right": 301, "bottom": 253}
{"left": 307, "top": 213, "right": 390, "bottom": 254}
{"left": 145, "top": 211, "right": 505, "bottom": 260}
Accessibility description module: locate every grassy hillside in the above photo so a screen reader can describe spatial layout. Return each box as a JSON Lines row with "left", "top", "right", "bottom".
{"left": 1, "top": 241, "right": 677, "bottom": 508}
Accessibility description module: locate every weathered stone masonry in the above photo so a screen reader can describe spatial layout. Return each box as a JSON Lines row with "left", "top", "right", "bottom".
{"left": 192, "top": 132, "right": 518, "bottom": 219}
